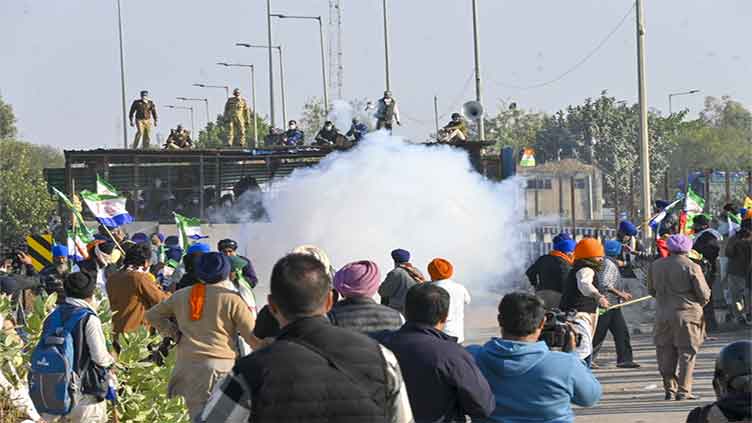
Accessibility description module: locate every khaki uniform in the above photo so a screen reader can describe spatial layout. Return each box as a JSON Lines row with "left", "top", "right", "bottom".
{"left": 224, "top": 96, "right": 249, "bottom": 146}
{"left": 129, "top": 98, "right": 158, "bottom": 149}
{"left": 165, "top": 128, "right": 192, "bottom": 149}
{"left": 647, "top": 254, "right": 711, "bottom": 396}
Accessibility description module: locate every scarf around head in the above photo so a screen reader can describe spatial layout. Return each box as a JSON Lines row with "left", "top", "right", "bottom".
{"left": 334, "top": 261, "right": 381, "bottom": 298}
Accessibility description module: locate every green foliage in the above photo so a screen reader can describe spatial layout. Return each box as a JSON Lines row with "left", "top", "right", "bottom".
{"left": 0, "top": 293, "right": 189, "bottom": 422}
{"left": 195, "top": 112, "right": 270, "bottom": 149}
{"left": 0, "top": 93, "right": 16, "bottom": 140}
{"left": 531, "top": 94, "right": 686, "bottom": 218}
{"left": 300, "top": 97, "right": 327, "bottom": 142}
{"left": 0, "top": 139, "right": 59, "bottom": 247}
{"left": 483, "top": 102, "right": 546, "bottom": 151}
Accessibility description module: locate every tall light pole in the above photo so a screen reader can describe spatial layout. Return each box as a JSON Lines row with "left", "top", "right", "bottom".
{"left": 266, "top": 0, "right": 276, "bottom": 128}
{"left": 165, "top": 105, "right": 195, "bottom": 137}
{"left": 236, "top": 43, "right": 288, "bottom": 126}
{"left": 270, "top": 13, "right": 329, "bottom": 114}
{"left": 471, "top": 0, "right": 485, "bottom": 141}
{"left": 116, "top": 0, "right": 128, "bottom": 149}
{"left": 176, "top": 97, "right": 210, "bottom": 126}
{"left": 192, "top": 83, "right": 229, "bottom": 99}
{"left": 668, "top": 89, "right": 700, "bottom": 115}
{"left": 635, "top": 0, "right": 652, "bottom": 244}
{"left": 217, "top": 63, "right": 258, "bottom": 147}
{"left": 382, "top": 0, "right": 392, "bottom": 92}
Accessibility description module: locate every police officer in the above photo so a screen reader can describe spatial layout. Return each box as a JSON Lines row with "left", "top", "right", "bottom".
{"left": 164, "top": 124, "right": 193, "bottom": 149}
{"left": 314, "top": 121, "right": 339, "bottom": 145}
{"left": 283, "top": 120, "right": 305, "bottom": 146}
{"left": 375, "top": 90, "right": 401, "bottom": 131}
{"left": 441, "top": 113, "right": 469, "bottom": 142}
{"left": 224, "top": 88, "right": 250, "bottom": 147}
{"left": 686, "top": 340, "right": 751, "bottom": 422}
{"left": 346, "top": 117, "right": 369, "bottom": 142}
{"left": 129, "top": 90, "right": 158, "bottom": 149}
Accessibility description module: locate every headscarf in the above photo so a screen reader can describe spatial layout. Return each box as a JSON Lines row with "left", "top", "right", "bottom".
{"left": 190, "top": 253, "right": 231, "bottom": 321}
{"left": 552, "top": 233, "right": 575, "bottom": 253}
{"left": 428, "top": 258, "right": 454, "bottom": 281}
{"left": 667, "top": 234, "right": 693, "bottom": 254}
{"left": 333, "top": 261, "right": 381, "bottom": 298}
{"left": 390, "top": 249, "right": 410, "bottom": 264}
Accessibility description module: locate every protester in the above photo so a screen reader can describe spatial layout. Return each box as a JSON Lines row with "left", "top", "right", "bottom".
{"left": 686, "top": 340, "right": 752, "bottom": 423}
{"left": 525, "top": 232, "right": 575, "bottom": 308}
{"left": 217, "top": 238, "right": 258, "bottom": 289}
{"left": 647, "top": 234, "right": 711, "bottom": 400}
{"left": 468, "top": 292, "right": 602, "bottom": 422}
{"left": 131, "top": 232, "right": 149, "bottom": 245}
{"left": 37, "top": 244, "right": 71, "bottom": 304}
{"left": 176, "top": 242, "right": 210, "bottom": 291}
{"left": 106, "top": 243, "right": 169, "bottom": 343}
{"left": 592, "top": 240, "right": 640, "bottom": 369}
{"left": 78, "top": 240, "right": 121, "bottom": 289}
{"left": 656, "top": 215, "right": 679, "bottom": 258}
{"left": 379, "top": 248, "right": 426, "bottom": 313}
{"left": 724, "top": 223, "right": 752, "bottom": 325}
{"left": 38, "top": 272, "right": 115, "bottom": 423}
{"left": 329, "top": 260, "right": 404, "bottom": 334}
{"left": 558, "top": 238, "right": 609, "bottom": 362}
{"left": 199, "top": 253, "right": 413, "bottom": 422}
{"left": 147, "top": 252, "right": 261, "bottom": 420}
{"left": 428, "top": 258, "right": 471, "bottom": 343}
{"left": 614, "top": 220, "right": 650, "bottom": 299}
{"left": 151, "top": 232, "right": 166, "bottom": 264}
{"left": 692, "top": 214, "right": 722, "bottom": 331}
{"left": 376, "top": 283, "right": 494, "bottom": 422}
{"left": 254, "top": 245, "right": 336, "bottom": 339}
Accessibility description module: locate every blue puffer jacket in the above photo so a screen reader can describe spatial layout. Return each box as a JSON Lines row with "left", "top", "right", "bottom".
{"left": 467, "top": 339, "right": 601, "bottom": 422}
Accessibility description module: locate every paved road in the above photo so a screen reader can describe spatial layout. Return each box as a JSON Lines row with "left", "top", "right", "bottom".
{"left": 463, "top": 301, "right": 750, "bottom": 423}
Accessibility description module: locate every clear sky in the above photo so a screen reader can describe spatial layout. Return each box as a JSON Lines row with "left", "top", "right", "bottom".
{"left": 1, "top": 0, "right": 750, "bottom": 149}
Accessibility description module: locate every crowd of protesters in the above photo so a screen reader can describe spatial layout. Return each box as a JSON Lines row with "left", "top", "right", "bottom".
{"left": 0, "top": 204, "right": 750, "bottom": 422}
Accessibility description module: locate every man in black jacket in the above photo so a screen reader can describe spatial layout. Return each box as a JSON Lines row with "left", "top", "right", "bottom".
{"left": 526, "top": 233, "right": 575, "bottom": 308}
{"left": 199, "top": 253, "right": 413, "bottom": 423}
{"left": 692, "top": 215, "right": 722, "bottom": 331}
{"left": 376, "top": 283, "right": 494, "bottom": 423}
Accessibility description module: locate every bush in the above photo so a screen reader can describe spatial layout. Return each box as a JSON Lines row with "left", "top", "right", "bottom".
{"left": 0, "top": 293, "right": 190, "bottom": 422}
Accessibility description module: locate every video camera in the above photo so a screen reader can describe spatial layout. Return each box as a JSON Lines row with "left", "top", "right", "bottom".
{"left": 539, "top": 309, "right": 582, "bottom": 350}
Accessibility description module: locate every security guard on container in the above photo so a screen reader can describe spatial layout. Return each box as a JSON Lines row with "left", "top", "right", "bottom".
{"left": 224, "top": 88, "right": 250, "bottom": 147}
{"left": 129, "top": 90, "right": 158, "bottom": 149}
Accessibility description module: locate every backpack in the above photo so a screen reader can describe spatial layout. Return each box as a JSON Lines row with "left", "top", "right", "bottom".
{"left": 28, "top": 306, "right": 94, "bottom": 416}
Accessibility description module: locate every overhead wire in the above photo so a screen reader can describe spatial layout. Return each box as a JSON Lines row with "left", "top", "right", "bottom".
{"left": 488, "top": 2, "right": 636, "bottom": 91}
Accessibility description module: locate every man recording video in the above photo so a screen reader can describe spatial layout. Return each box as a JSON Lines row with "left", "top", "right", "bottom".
{"left": 467, "top": 292, "right": 602, "bottom": 422}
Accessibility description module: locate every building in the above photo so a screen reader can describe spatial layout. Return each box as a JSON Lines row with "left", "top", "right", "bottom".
{"left": 518, "top": 159, "right": 603, "bottom": 221}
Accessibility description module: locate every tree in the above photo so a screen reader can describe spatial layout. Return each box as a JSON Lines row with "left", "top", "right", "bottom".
{"left": 299, "top": 97, "right": 327, "bottom": 141}
{"left": 532, "top": 94, "right": 685, "bottom": 220}
{"left": 0, "top": 139, "right": 58, "bottom": 247}
{"left": 0, "top": 93, "right": 16, "bottom": 140}
{"left": 194, "top": 111, "right": 270, "bottom": 149}
{"left": 483, "top": 102, "right": 546, "bottom": 152}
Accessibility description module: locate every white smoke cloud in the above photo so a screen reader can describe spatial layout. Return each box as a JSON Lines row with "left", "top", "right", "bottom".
{"left": 241, "top": 131, "right": 530, "bottom": 301}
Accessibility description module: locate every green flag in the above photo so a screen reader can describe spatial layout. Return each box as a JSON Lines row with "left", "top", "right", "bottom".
{"left": 174, "top": 212, "right": 206, "bottom": 251}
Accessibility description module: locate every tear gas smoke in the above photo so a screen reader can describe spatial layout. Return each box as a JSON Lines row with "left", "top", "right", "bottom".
{"left": 242, "top": 131, "right": 531, "bottom": 300}
{"left": 327, "top": 99, "right": 373, "bottom": 133}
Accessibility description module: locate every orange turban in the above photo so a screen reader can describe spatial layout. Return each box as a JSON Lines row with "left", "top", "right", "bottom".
{"left": 573, "top": 238, "right": 605, "bottom": 260}
{"left": 428, "top": 258, "right": 454, "bottom": 281}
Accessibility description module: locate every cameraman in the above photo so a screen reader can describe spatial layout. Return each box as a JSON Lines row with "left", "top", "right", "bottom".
{"left": 468, "top": 292, "right": 601, "bottom": 423}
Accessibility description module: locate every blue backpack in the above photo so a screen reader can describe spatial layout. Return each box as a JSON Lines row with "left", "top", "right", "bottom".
{"left": 28, "top": 306, "right": 94, "bottom": 416}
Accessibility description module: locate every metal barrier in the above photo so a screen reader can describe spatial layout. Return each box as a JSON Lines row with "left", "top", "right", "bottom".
{"left": 527, "top": 225, "right": 618, "bottom": 261}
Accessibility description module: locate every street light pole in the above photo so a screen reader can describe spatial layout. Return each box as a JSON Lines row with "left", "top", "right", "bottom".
{"left": 266, "top": 0, "right": 276, "bottom": 128}
{"left": 192, "top": 84, "right": 229, "bottom": 118}
{"left": 116, "top": 0, "right": 128, "bottom": 149}
{"left": 471, "top": 0, "right": 485, "bottom": 141}
{"left": 165, "top": 105, "right": 195, "bottom": 137}
{"left": 635, "top": 0, "right": 652, "bottom": 244}
{"left": 382, "top": 0, "right": 391, "bottom": 92}
{"left": 236, "top": 43, "right": 287, "bottom": 127}
{"left": 668, "top": 89, "right": 700, "bottom": 115}
{"left": 217, "top": 63, "right": 258, "bottom": 147}
{"left": 176, "top": 97, "right": 210, "bottom": 127}
{"left": 270, "top": 14, "right": 329, "bottom": 114}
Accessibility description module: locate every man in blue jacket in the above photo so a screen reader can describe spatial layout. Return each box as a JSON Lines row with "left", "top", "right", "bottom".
{"left": 467, "top": 292, "right": 602, "bottom": 422}
{"left": 376, "top": 283, "right": 494, "bottom": 423}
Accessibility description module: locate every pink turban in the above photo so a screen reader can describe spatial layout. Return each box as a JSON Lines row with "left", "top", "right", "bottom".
{"left": 667, "top": 234, "right": 693, "bottom": 254}
{"left": 334, "top": 261, "right": 381, "bottom": 298}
